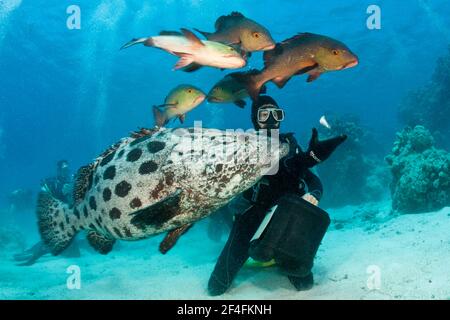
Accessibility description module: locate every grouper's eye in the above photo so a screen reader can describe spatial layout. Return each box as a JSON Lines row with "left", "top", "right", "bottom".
{"left": 332, "top": 49, "right": 339, "bottom": 56}
{"left": 252, "top": 32, "right": 261, "bottom": 38}
{"left": 187, "top": 89, "right": 193, "bottom": 93}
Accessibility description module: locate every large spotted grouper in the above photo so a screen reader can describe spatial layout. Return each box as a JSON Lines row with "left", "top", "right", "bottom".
{"left": 37, "top": 127, "right": 288, "bottom": 255}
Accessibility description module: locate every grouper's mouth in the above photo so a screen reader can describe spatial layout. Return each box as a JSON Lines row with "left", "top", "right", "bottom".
{"left": 342, "top": 59, "right": 359, "bottom": 69}
{"left": 194, "top": 95, "right": 206, "bottom": 104}
{"left": 260, "top": 43, "right": 276, "bottom": 51}
{"left": 207, "top": 96, "right": 223, "bottom": 103}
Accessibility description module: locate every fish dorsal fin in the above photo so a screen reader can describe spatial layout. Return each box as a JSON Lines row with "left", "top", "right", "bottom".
{"left": 73, "top": 163, "right": 95, "bottom": 204}
{"left": 159, "top": 30, "right": 183, "bottom": 36}
{"left": 263, "top": 44, "right": 283, "bottom": 68}
{"left": 215, "top": 11, "right": 245, "bottom": 31}
{"left": 281, "top": 32, "right": 314, "bottom": 44}
{"left": 180, "top": 28, "right": 204, "bottom": 47}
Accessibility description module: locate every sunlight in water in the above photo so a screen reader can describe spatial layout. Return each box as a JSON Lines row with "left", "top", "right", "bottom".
{"left": 76, "top": 0, "right": 127, "bottom": 148}
{"left": 0, "top": 0, "right": 22, "bottom": 43}
{"left": 418, "top": 0, "right": 450, "bottom": 43}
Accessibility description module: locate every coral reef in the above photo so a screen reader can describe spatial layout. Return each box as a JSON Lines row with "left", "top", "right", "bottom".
{"left": 317, "top": 114, "right": 390, "bottom": 208}
{"left": 398, "top": 46, "right": 450, "bottom": 148}
{"left": 386, "top": 126, "right": 450, "bottom": 213}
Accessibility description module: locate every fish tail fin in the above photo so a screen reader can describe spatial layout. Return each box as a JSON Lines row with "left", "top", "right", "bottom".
{"left": 193, "top": 28, "right": 211, "bottom": 38}
{"left": 120, "top": 37, "right": 153, "bottom": 50}
{"left": 37, "top": 191, "right": 80, "bottom": 255}
{"left": 153, "top": 106, "right": 167, "bottom": 128}
{"left": 230, "top": 69, "right": 264, "bottom": 101}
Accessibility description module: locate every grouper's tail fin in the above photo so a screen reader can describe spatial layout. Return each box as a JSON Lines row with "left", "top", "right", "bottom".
{"left": 229, "top": 69, "right": 264, "bottom": 101}
{"left": 37, "top": 191, "right": 79, "bottom": 255}
{"left": 120, "top": 37, "right": 154, "bottom": 50}
{"left": 152, "top": 105, "right": 168, "bottom": 128}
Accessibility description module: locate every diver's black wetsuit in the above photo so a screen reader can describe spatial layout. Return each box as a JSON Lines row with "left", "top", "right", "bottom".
{"left": 208, "top": 132, "right": 323, "bottom": 295}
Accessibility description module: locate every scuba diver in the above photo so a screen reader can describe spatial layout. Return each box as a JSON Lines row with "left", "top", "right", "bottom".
{"left": 13, "top": 160, "right": 80, "bottom": 266}
{"left": 7, "top": 188, "right": 34, "bottom": 213}
{"left": 208, "top": 95, "right": 347, "bottom": 295}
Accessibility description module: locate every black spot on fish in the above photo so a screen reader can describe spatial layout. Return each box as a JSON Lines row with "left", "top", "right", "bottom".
{"left": 83, "top": 206, "right": 89, "bottom": 218}
{"left": 88, "top": 223, "right": 98, "bottom": 231}
{"left": 100, "top": 151, "right": 116, "bottom": 166}
{"left": 130, "top": 134, "right": 153, "bottom": 147}
{"left": 127, "top": 148, "right": 143, "bottom": 162}
{"left": 71, "top": 226, "right": 77, "bottom": 234}
{"left": 98, "top": 216, "right": 103, "bottom": 223}
{"left": 89, "top": 196, "right": 97, "bottom": 210}
{"left": 94, "top": 174, "right": 100, "bottom": 185}
{"left": 115, "top": 181, "right": 132, "bottom": 197}
{"left": 103, "top": 166, "right": 116, "bottom": 180}
{"left": 117, "top": 149, "right": 125, "bottom": 159}
{"left": 103, "top": 188, "right": 112, "bottom": 202}
{"left": 130, "top": 197, "right": 142, "bottom": 209}
{"left": 147, "top": 141, "right": 165, "bottom": 153}
{"left": 59, "top": 222, "right": 65, "bottom": 230}
{"left": 124, "top": 227, "right": 132, "bottom": 237}
{"left": 113, "top": 227, "right": 123, "bottom": 238}
{"left": 65, "top": 214, "right": 70, "bottom": 224}
{"left": 139, "top": 161, "right": 158, "bottom": 175}
{"left": 109, "top": 208, "right": 122, "bottom": 220}
{"left": 215, "top": 164, "right": 223, "bottom": 173}
{"left": 73, "top": 208, "right": 80, "bottom": 219}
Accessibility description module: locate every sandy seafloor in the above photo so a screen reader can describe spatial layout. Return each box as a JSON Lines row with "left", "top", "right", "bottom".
{"left": 1, "top": 201, "right": 449, "bottom": 300}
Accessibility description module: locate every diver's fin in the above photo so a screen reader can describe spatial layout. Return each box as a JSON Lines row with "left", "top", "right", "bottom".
{"left": 130, "top": 190, "right": 182, "bottom": 230}
{"left": 181, "top": 28, "right": 204, "bottom": 47}
{"left": 173, "top": 54, "right": 195, "bottom": 71}
{"left": 159, "top": 30, "right": 183, "bottom": 36}
{"left": 36, "top": 191, "right": 79, "bottom": 255}
{"left": 272, "top": 76, "right": 292, "bottom": 89}
{"left": 234, "top": 100, "right": 246, "bottom": 108}
{"left": 178, "top": 114, "right": 186, "bottom": 124}
{"left": 193, "top": 28, "right": 212, "bottom": 38}
{"left": 120, "top": 37, "right": 152, "bottom": 50}
{"left": 182, "top": 63, "right": 203, "bottom": 73}
{"left": 307, "top": 69, "right": 322, "bottom": 82}
{"left": 159, "top": 224, "right": 193, "bottom": 254}
{"left": 86, "top": 231, "right": 116, "bottom": 255}
{"left": 73, "top": 164, "right": 95, "bottom": 204}
{"left": 152, "top": 105, "right": 168, "bottom": 127}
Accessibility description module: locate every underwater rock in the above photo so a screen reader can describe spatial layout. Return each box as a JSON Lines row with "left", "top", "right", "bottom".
{"left": 317, "top": 114, "right": 390, "bottom": 208}
{"left": 386, "top": 126, "right": 450, "bottom": 213}
{"left": 398, "top": 46, "right": 450, "bottom": 149}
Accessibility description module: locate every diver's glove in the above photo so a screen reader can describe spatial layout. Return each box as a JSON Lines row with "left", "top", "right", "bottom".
{"left": 303, "top": 128, "right": 347, "bottom": 168}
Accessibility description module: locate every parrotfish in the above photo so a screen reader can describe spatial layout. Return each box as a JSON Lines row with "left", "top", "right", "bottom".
{"left": 231, "top": 33, "right": 359, "bottom": 100}
{"left": 153, "top": 85, "right": 206, "bottom": 127}
{"left": 37, "top": 127, "right": 288, "bottom": 255}
{"left": 121, "top": 28, "right": 246, "bottom": 72}
{"left": 194, "top": 11, "right": 275, "bottom": 56}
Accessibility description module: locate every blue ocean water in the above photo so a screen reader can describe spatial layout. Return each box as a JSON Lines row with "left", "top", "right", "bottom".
{"left": 1, "top": 0, "right": 450, "bottom": 300}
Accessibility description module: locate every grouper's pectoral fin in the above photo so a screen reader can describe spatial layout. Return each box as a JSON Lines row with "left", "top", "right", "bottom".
{"left": 87, "top": 231, "right": 116, "bottom": 255}
{"left": 130, "top": 190, "right": 182, "bottom": 230}
{"left": 159, "top": 224, "right": 193, "bottom": 254}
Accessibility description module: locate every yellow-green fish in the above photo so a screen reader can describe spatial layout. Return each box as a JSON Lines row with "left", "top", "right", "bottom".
{"left": 153, "top": 85, "right": 206, "bottom": 127}
{"left": 195, "top": 12, "right": 275, "bottom": 56}
{"left": 121, "top": 28, "right": 246, "bottom": 72}
{"left": 207, "top": 71, "right": 266, "bottom": 108}
{"left": 231, "top": 33, "right": 359, "bottom": 100}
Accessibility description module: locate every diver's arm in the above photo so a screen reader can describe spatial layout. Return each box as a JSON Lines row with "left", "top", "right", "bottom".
{"left": 303, "top": 169, "right": 323, "bottom": 203}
